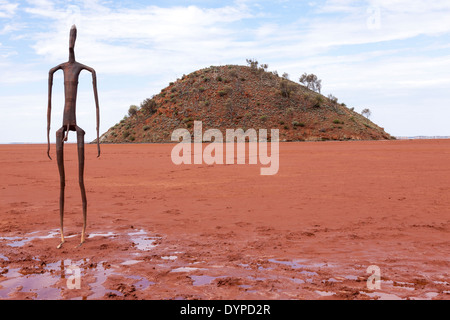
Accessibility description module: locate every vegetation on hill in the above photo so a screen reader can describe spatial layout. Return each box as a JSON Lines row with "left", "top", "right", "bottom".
{"left": 97, "top": 61, "right": 393, "bottom": 143}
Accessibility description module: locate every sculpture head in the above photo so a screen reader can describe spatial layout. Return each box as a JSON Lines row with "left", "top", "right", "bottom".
{"left": 69, "top": 25, "right": 77, "bottom": 62}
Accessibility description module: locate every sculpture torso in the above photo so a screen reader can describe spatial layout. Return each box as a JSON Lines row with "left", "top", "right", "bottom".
{"left": 62, "top": 62, "right": 83, "bottom": 127}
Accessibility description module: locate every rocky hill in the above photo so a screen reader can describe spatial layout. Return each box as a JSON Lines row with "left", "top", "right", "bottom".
{"left": 98, "top": 64, "right": 393, "bottom": 143}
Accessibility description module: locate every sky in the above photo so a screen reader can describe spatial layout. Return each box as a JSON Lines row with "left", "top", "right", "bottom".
{"left": 1, "top": 0, "right": 450, "bottom": 143}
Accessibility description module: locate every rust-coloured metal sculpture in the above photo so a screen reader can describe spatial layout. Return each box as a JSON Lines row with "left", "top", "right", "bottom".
{"left": 47, "top": 25, "right": 100, "bottom": 249}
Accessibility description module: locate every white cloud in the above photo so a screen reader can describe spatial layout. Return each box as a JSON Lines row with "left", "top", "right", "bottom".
{"left": 0, "top": 0, "right": 18, "bottom": 18}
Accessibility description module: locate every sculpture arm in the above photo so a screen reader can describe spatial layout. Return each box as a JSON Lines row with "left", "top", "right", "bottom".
{"left": 47, "top": 65, "right": 62, "bottom": 160}
{"left": 82, "top": 65, "right": 101, "bottom": 157}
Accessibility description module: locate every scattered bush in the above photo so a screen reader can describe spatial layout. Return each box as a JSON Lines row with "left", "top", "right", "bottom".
{"left": 260, "top": 115, "right": 268, "bottom": 122}
{"left": 246, "top": 58, "right": 259, "bottom": 69}
{"left": 299, "top": 73, "right": 322, "bottom": 93}
{"left": 279, "top": 79, "right": 297, "bottom": 98}
{"left": 328, "top": 94, "right": 338, "bottom": 104}
{"left": 218, "top": 85, "right": 232, "bottom": 97}
{"left": 313, "top": 96, "right": 324, "bottom": 108}
{"left": 143, "top": 125, "right": 151, "bottom": 131}
{"left": 140, "top": 98, "right": 157, "bottom": 114}
{"left": 362, "top": 108, "right": 372, "bottom": 119}
{"left": 292, "top": 121, "right": 305, "bottom": 127}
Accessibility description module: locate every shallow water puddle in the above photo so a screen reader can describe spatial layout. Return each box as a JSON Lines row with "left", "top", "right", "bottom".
{"left": 0, "top": 229, "right": 159, "bottom": 299}
{"left": 268, "top": 258, "right": 330, "bottom": 270}
{"left": 0, "top": 259, "right": 85, "bottom": 299}
{"left": 171, "top": 267, "right": 206, "bottom": 273}
{"left": 88, "top": 232, "right": 116, "bottom": 239}
{"left": 190, "top": 275, "right": 218, "bottom": 286}
{"left": 315, "top": 290, "right": 336, "bottom": 297}
{"left": 128, "top": 229, "right": 159, "bottom": 251}
{"left": 0, "top": 258, "right": 146, "bottom": 300}
{"left": 0, "top": 230, "right": 65, "bottom": 247}
{"left": 161, "top": 256, "right": 178, "bottom": 260}
{"left": 0, "top": 267, "right": 61, "bottom": 299}
{"left": 0, "top": 230, "right": 83, "bottom": 248}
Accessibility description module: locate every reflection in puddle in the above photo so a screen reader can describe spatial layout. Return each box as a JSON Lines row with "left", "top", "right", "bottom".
{"left": 315, "top": 290, "right": 336, "bottom": 297}
{"left": 0, "top": 230, "right": 75, "bottom": 248}
{"left": 0, "top": 228, "right": 161, "bottom": 300}
{"left": 127, "top": 275, "right": 155, "bottom": 290}
{"left": 171, "top": 267, "right": 206, "bottom": 273}
{"left": 0, "top": 259, "right": 126, "bottom": 300}
{"left": 121, "top": 260, "right": 142, "bottom": 266}
{"left": 291, "top": 278, "right": 305, "bottom": 284}
{"left": 268, "top": 258, "right": 330, "bottom": 270}
{"left": 128, "top": 229, "right": 159, "bottom": 251}
{"left": 88, "top": 232, "right": 116, "bottom": 239}
{"left": 0, "top": 267, "right": 61, "bottom": 299}
{"left": 161, "top": 256, "right": 177, "bottom": 260}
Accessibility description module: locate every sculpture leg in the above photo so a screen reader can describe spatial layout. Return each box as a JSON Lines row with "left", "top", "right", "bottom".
{"left": 56, "top": 127, "right": 66, "bottom": 249}
{"left": 76, "top": 126, "right": 87, "bottom": 247}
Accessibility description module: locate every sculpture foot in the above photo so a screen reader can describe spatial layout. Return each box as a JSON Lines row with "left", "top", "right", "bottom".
{"left": 57, "top": 241, "right": 65, "bottom": 249}
{"left": 76, "top": 240, "right": 85, "bottom": 248}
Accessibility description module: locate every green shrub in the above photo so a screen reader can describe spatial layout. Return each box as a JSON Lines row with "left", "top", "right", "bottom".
{"left": 218, "top": 86, "right": 232, "bottom": 97}
{"left": 123, "top": 131, "right": 130, "bottom": 139}
{"left": 313, "top": 96, "right": 324, "bottom": 108}
{"left": 143, "top": 125, "right": 151, "bottom": 131}
{"left": 292, "top": 121, "right": 305, "bottom": 127}
{"left": 128, "top": 105, "right": 139, "bottom": 117}
{"left": 260, "top": 115, "right": 268, "bottom": 122}
{"left": 279, "top": 79, "right": 297, "bottom": 98}
{"left": 140, "top": 98, "right": 157, "bottom": 114}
